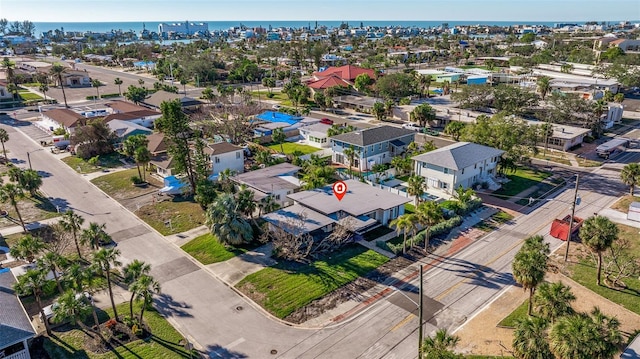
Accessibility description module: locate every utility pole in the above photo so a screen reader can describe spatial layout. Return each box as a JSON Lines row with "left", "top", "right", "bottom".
{"left": 418, "top": 265, "right": 424, "bottom": 357}
{"left": 564, "top": 174, "right": 580, "bottom": 261}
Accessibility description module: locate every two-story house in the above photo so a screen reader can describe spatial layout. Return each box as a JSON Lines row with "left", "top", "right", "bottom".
{"left": 330, "top": 126, "right": 415, "bottom": 171}
{"left": 205, "top": 142, "right": 245, "bottom": 177}
{"left": 412, "top": 142, "right": 504, "bottom": 195}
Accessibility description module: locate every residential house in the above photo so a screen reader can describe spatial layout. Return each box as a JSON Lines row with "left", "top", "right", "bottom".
{"left": 412, "top": 142, "right": 504, "bottom": 195}
{"left": 525, "top": 120, "right": 592, "bottom": 151}
{"left": 262, "top": 179, "right": 410, "bottom": 236}
{"left": 0, "top": 81, "right": 12, "bottom": 100}
{"left": 205, "top": 142, "right": 245, "bottom": 177}
{"left": 40, "top": 108, "right": 87, "bottom": 133}
{"left": 147, "top": 133, "right": 173, "bottom": 177}
{"left": 299, "top": 123, "right": 332, "bottom": 148}
{"left": 0, "top": 268, "right": 36, "bottom": 359}
{"left": 104, "top": 100, "right": 161, "bottom": 128}
{"left": 307, "top": 64, "right": 376, "bottom": 93}
{"left": 141, "top": 90, "right": 204, "bottom": 111}
{"left": 330, "top": 125, "right": 415, "bottom": 171}
{"left": 106, "top": 119, "right": 153, "bottom": 140}
{"left": 53, "top": 69, "right": 91, "bottom": 88}
{"left": 231, "top": 163, "right": 301, "bottom": 206}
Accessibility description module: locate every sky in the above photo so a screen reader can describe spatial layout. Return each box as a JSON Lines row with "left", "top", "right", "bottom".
{"left": 2, "top": 0, "right": 639, "bottom": 23}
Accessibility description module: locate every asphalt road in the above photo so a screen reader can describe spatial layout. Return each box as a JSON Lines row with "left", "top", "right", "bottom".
{"left": 1, "top": 118, "right": 629, "bottom": 358}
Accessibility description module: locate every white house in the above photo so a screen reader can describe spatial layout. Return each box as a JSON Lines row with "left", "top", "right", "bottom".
{"left": 299, "top": 123, "right": 332, "bottom": 148}
{"left": 39, "top": 108, "right": 87, "bottom": 133}
{"left": 205, "top": 142, "right": 245, "bottom": 177}
{"left": 412, "top": 142, "right": 504, "bottom": 195}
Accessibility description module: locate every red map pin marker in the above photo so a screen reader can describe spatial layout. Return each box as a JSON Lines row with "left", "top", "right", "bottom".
{"left": 333, "top": 181, "right": 347, "bottom": 201}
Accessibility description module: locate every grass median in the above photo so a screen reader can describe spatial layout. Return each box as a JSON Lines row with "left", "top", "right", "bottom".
{"left": 236, "top": 244, "right": 389, "bottom": 319}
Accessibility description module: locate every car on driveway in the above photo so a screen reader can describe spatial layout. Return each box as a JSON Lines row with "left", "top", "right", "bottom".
{"left": 402, "top": 123, "right": 423, "bottom": 132}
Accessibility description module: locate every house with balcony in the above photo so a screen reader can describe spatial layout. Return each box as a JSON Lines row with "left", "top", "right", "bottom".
{"left": 330, "top": 125, "right": 414, "bottom": 171}
{"left": 205, "top": 142, "right": 244, "bottom": 178}
{"left": 262, "top": 179, "right": 410, "bottom": 236}
{"left": 412, "top": 142, "right": 504, "bottom": 195}
{"left": 0, "top": 268, "right": 36, "bottom": 359}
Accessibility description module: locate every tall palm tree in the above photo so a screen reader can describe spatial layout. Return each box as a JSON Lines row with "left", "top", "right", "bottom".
{"left": 206, "top": 193, "right": 253, "bottom": 246}
{"left": 1, "top": 57, "right": 17, "bottom": 100}
{"left": 37, "top": 252, "right": 68, "bottom": 294}
{"left": 14, "top": 267, "right": 51, "bottom": 335}
{"left": 512, "top": 316, "right": 553, "bottom": 359}
{"left": 258, "top": 195, "right": 279, "bottom": 216}
{"left": 549, "top": 308, "right": 622, "bottom": 359}
{"left": 51, "top": 290, "right": 94, "bottom": 334}
{"left": 81, "top": 222, "right": 110, "bottom": 252}
{"left": 407, "top": 175, "right": 425, "bottom": 205}
{"left": 390, "top": 213, "right": 413, "bottom": 255}
{"left": 590, "top": 306, "right": 623, "bottom": 358}
{"left": 123, "top": 259, "right": 151, "bottom": 320}
{"left": 91, "top": 78, "right": 101, "bottom": 100}
{"left": 50, "top": 63, "right": 69, "bottom": 108}
{"left": 134, "top": 146, "right": 151, "bottom": 182}
{"left": 343, "top": 145, "right": 358, "bottom": 178}
{"left": 93, "top": 248, "right": 122, "bottom": 321}
{"left": 513, "top": 237, "right": 549, "bottom": 316}
{"left": 1, "top": 183, "right": 26, "bottom": 232}
{"left": 533, "top": 281, "right": 575, "bottom": 323}
{"left": 60, "top": 210, "right": 85, "bottom": 258}
{"left": 421, "top": 328, "right": 460, "bottom": 358}
{"left": 0, "top": 128, "right": 8, "bottom": 161}
{"left": 236, "top": 185, "right": 257, "bottom": 220}
{"left": 9, "top": 233, "right": 45, "bottom": 263}
{"left": 114, "top": 77, "right": 123, "bottom": 96}
{"left": 620, "top": 163, "right": 640, "bottom": 196}
{"left": 217, "top": 168, "right": 237, "bottom": 194}
{"left": 416, "top": 201, "right": 443, "bottom": 252}
{"left": 579, "top": 215, "right": 619, "bottom": 286}
{"left": 65, "top": 262, "right": 103, "bottom": 327}
{"left": 131, "top": 274, "right": 161, "bottom": 323}
{"left": 537, "top": 76, "right": 552, "bottom": 101}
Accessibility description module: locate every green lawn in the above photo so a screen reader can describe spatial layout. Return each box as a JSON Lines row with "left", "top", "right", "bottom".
{"left": 404, "top": 203, "right": 416, "bottom": 214}
{"left": 492, "top": 167, "right": 552, "bottom": 198}
{"left": 569, "top": 223, "right": 640, "bottom": 315}
{"left": 43, "top": 301, "right": 197, "bottom": 359}
{"left": 62, "top": 152, "right": 124, "bottom": 174}
{"left": 136, "top": 198, "right": 206, "bottom": 236}
{"left": 181, "top": 233, "right": 252, "bottom": 264}
{"left": 497, "top": 300, "right": 529, "bottom": 328}
{"left": 267, "top": 142, "right": 318, "bottom": 155}
{"left": 362, "top": 225, "right": 394, "bottom": 241}
{"left": 19, "top": 92, "right": 44, "bottom": 101}
{"left": 611, "top": 195, "right": 640, "bottom": 213}
{"left": 236, "top": 244, "right": 389, "bottom": 318}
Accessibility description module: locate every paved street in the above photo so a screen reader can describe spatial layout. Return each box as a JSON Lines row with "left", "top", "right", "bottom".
{"left": 0, "top": 118, "right": 629, "bottom": 358}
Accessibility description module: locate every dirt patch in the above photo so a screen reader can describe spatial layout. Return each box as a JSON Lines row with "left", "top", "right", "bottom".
{"left": 284, "top": 256, "right": 414, "bottom": 324}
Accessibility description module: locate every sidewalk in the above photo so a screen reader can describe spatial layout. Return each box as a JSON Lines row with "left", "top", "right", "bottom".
{"left": 599, "top": 208, "right": 640, "bottom": 228}
{"left": 0, "top": 217, "right": 62, "bottom": 237}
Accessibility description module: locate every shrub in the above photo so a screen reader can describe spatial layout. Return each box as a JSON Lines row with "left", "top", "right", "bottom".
{"left": 131, "top": 176, "right": 143, "bottom": 184}
{"left": 266, "top": 93, "right": 275, "bottom": 98}
{"left": 52, "top": 127, "right": 67, "bottom": 136}
{"left": 376, "top": 240, "right": 392, "bottom": 252}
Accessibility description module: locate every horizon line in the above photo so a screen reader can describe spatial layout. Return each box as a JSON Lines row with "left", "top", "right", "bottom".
{"left": 23, "top": 19, "right": 640, "bottom": 23}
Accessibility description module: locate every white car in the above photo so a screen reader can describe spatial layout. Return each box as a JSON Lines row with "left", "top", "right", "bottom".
{"left": 402, "top": 123, "right": 423, "bottom": 131}
{"left": 272, "top": 105, "right": 281, "bottom": 110}
{"left": 42, "top": 292, "right": 93, "bottom": 324}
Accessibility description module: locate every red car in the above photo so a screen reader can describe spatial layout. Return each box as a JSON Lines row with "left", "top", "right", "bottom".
{"left": 320, "top": 118, "right": 334, "bottom": 125}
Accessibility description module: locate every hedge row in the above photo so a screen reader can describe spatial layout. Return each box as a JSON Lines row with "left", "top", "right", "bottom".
{"left": 86, "top": 93, "right": 121, "bottom": 100}
{"left": 381, "top": 215, "right": 464, "bottom": 254}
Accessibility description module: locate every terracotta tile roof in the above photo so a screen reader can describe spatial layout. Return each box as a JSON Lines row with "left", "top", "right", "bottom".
{"left": 203, "top": 142, "right": 243, "bottom": 155}
{"left": 42, "top": 109, "right": 86, "bottom": 128}
{"left": 307, "top": 75, "right": 352, "bottom": 89}
{"left": 102, "top": 110, "right": 160, "bottom": 123}
{"left": 147, "top": 132, "right": 167, "bottom": 154}
{"left": 312, "top": 65, "right": 376, "bottom": 82}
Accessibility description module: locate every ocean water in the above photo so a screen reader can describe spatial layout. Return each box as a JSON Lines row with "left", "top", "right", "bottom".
{"left": 31, "top": 20, "right": 609, "bottom": 36}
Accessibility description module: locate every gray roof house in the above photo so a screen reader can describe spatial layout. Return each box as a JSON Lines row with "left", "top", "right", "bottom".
{"left": 231, "top": 163, "right": 301, "bottom": 206}
{"left": 0, "top": 268, "right": 35, "bottom": 359}
{"left": 412, "top": 142, "right": 504, "bottom": 195}
{"left": 263, "top": 179, "right": 410, "bottom": 235}
{"left": 330, "top": 125, "right": 415, "bottom": 171}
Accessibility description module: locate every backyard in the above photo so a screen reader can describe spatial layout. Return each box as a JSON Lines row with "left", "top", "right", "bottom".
{"left": 236, "top": 244, "right": 389, "bottom": 319}
{"left": 181, "top": 233, "right": 257, "bottom": 264}
{"left": 267, "top": 142, "right": 318, "bottom": 155}
{"left": 492, "top": 167, "right": 552, "bottom": 198}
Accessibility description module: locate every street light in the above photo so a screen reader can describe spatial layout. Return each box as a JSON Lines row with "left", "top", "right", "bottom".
{"left": 26, "top": 148, "right": 44, "bottom": 171}
{"left": 564, "top": 174, "right": 580, "bottom": 262}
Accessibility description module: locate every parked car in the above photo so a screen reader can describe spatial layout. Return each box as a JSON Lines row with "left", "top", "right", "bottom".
{"left": 402, "top": 123, "right": 423, "bottom": 132}
{"left": 423, "top": 129, "right": 440, "bottom": 136}
{"left": 346, "top": 116, "right": 361, "bottom": 121}
{"left": 42, "top": 292, "right": 93, "bottom": 325}
{"left": 320, "top": 118, "right": 334, "bottom": 125}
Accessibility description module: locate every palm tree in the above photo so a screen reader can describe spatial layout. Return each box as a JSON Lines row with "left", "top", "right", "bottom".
{"left": 131, "top": 274, "right": 161, "bottom": 324}
{"left": 258, "top": 195, "right": 279, "bottom": 216}
{"left": 19, "top": 169, "right": 42, "bottom": 196}
{"left": 51, "top": 290, "right": 94, "bottom": 334}
{"left": 65, "top": 262, "right": 103, "bottom": 327}
{"left": 1, "top": 183, "right": 26, "bottom": 232}
{"left": 512, "top": 236, "right": 549, "bottom": 316}
{"left": 39, "top": 82, "right": 49, "bottom": 102}
{"left": 421, "top": 328, "right": 460, "bottom": 358}
{"left": 416, "top": 201, "right": 443, "bottom": 252}
{"left": 123, "top": 259, "right": 151, "bottom": 320}
{"left": 407, "top": 175, "right": 425, "bottom": 205}
{"left": 93, "top": 248, "right": 122, "bottom": 321}
{"left": 533, "top": 281, "right": 575, "bottom": 323}
{"left": 9, "top": 233, "right": 45, "bottom": 263}
{"left": 390, "top": 214, "right": 414, "bottom": 255}
{"left": 206, "top": 193, "right": 253, "bottom": 246}
{"left": 512, "top": 316, "right": 553, "bottom": 359}
{"left": 114, "top": 77, "right": 123, "bottom": 96}
{"left": 0, "top": 128, "right": 8, "bottom": 161}
{"left": 620, "top": 163, "right": 640, "bottom": 196}
{"left": 217, "top": 168, "right": 237, "bottom": 193}
{"left": 60, "top": 210, "right": 85, "bottom": 258}
{"left": 81, "top": 222, "right": 110, "bottom": 252}
{"left": 343, "top": 146, "right": 359, "bottom": 178}
{"left": 50, "top": 63, "right": 69, "bottom": 108}
{"left": 591, "top": 100, "right": 608, "bottom": 137}
{"left": 236, "top": 185, "right": 257, "bottom": 220}
{"left": 549, "top": 308, "right": 621, "bottom": 359}
{"left": 14, "top": 267, "right": 51, "bottom": 335}
{"left": 38, "top": 252, "right": 68, "bottom": 294}
{"left": 272, "top": 128, "right": 286, "bottom": 154}
{"left": 91, "top": 78, "right": 101, "bottom": 100}
{"left": 589, "top": 306, "right": 623, "bottom": 358}
{"left": 537, "top": 76, "right": 552, "bottom": 101}
{"left": 579, "top": 215, "right": 618, "bottom": 286}
{"left": 134, "top": 146, "right": 151, "bottom": 182}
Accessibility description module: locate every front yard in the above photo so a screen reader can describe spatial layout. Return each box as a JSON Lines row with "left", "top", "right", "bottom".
{"left": 267, "top": 142, "right": 318, "bottom": 155}
{"left": 135, "top": 198, "right": 205, "bottom": 235}
{"left": 236, "top": 244, "right": 389, "bottom": 319}
{"left": 492, "top": 167, "right": 552, "bottom": 198}
{"left": 91, "top": 168, "right": 161, "bottom": 200}
{"left": 181, "top": 233, "right": 255, "bottom": 264}
{"left": 62, "top": 152, "right": 126, "bottom": 174}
